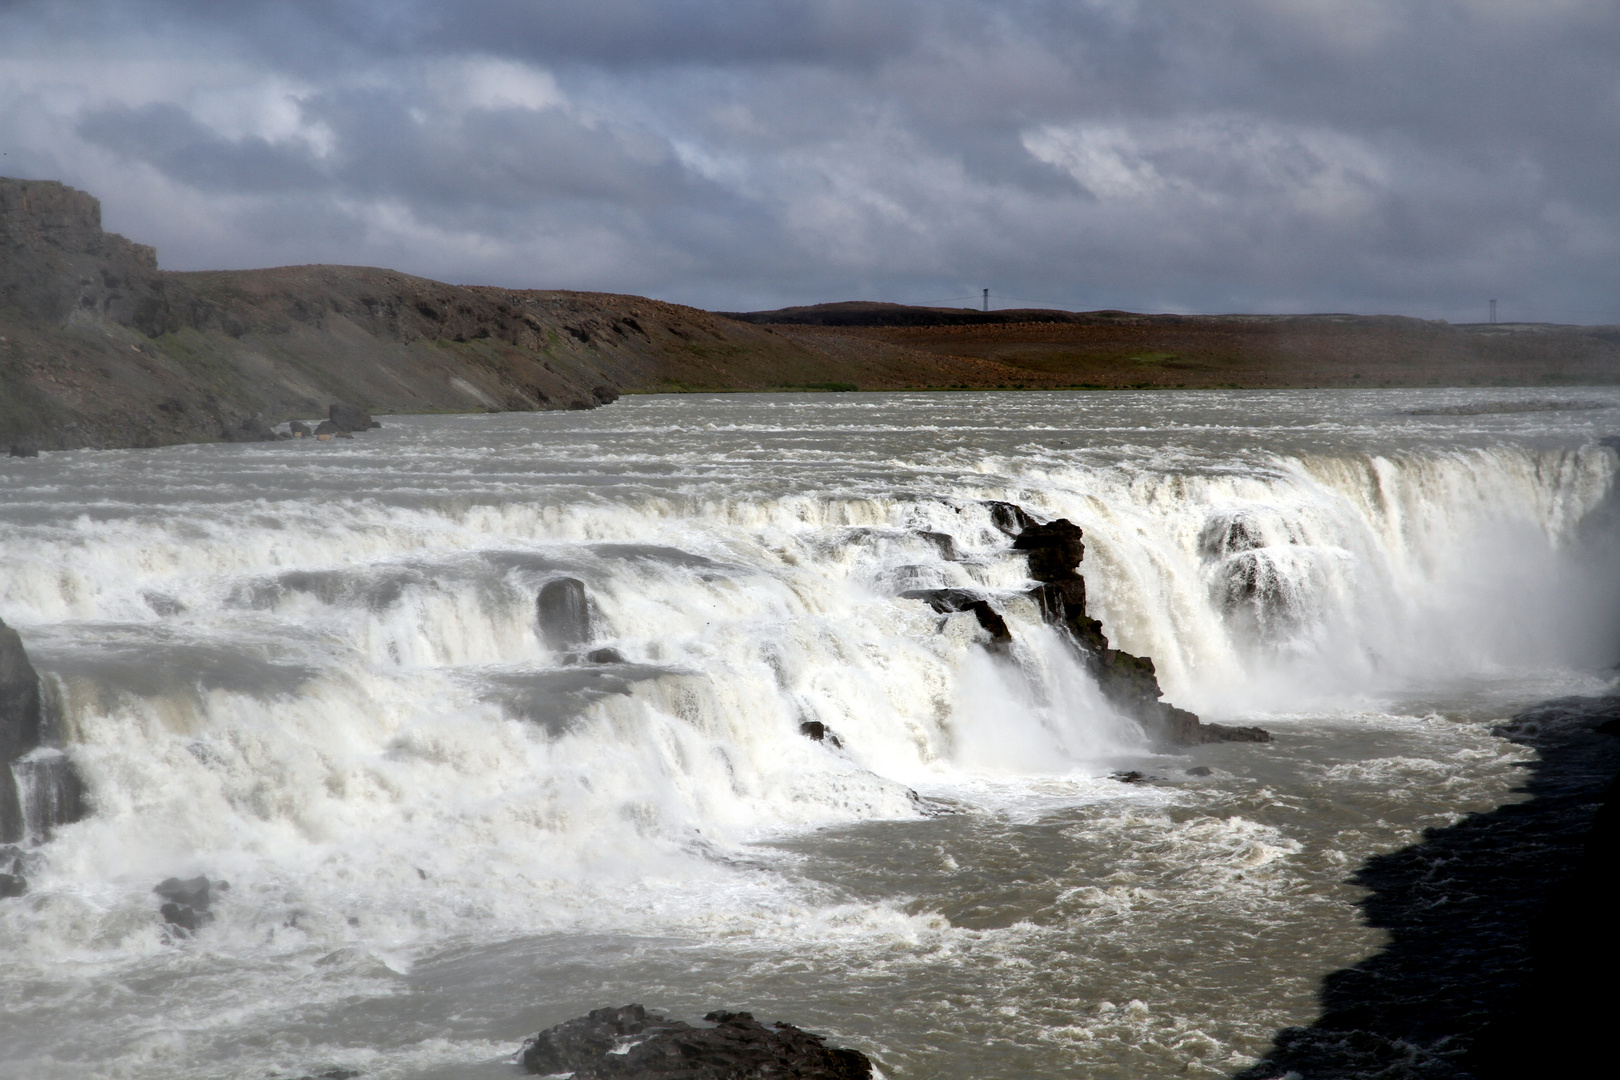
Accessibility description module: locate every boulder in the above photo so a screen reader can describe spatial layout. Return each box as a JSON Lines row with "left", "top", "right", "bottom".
{"left": 328, "top": 402, "right": 371, "bottom": 432}
{"left": 7, "top": 442, "right": 40, "bottom": 458}
{"left": 313, "top": 420, "right": 341, "bottom": 436}
{"left": 154, "top": 875, "right": 227, "bottom": 935}
{"left": 0, "top": 872, "right": 24, "bottom": 897}
{"left": 586, "top": 647, "right": 626, "bottom": 664}
{"left": 538, "top": 578, "right": 591, "bottom": 652}
{"left": 519, "top": 1005, "right": 872, "bottom": 1079}
{"left": 224, "top": 414, "right": 277, "bottom": 442}
{"left": 288, "top": 420, "right": 311, "bottom": 437}
{"left": 591, "top": 385, "right": 620, "bottom": 405}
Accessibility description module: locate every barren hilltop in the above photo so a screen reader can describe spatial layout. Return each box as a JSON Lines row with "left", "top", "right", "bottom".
{"left": 4, "top": 177, "right": 1618, "bottom": 451}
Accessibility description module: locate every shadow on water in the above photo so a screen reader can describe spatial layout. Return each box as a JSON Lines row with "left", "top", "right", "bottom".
{"left": 1235, "top": 695, "right": 1620, "bottom": 1080}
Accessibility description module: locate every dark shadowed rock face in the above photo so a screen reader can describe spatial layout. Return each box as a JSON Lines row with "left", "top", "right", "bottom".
{"left": 519, "top": 1005, "right": 873, "bottom": 1079}
{"left": 538, "top": 578, "right": 592, "bottom": 653}
{"left": 1012, "top": 519, "right": 1086, "bottom": 581}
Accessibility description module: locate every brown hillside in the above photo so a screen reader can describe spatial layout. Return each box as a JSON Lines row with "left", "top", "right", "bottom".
{"left": 748, "top": 308, "right": 1620, "bottom": 390}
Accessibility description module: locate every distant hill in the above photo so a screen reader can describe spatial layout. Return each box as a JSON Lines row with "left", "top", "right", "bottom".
{"left": 5, "top": 178, "right": 1618, "bottom": 452}
{"left": 728, "top": 302, "right": 1620, "bottom": 391}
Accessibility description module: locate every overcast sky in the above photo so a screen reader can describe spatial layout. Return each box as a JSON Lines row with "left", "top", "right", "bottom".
{"left": 3, "top": 1, "right": 1616, "bottom": 321}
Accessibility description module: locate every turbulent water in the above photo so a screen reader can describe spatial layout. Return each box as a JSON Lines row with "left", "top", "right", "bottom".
{"left": 1, "top": 389, "right": 1617, "bottom": 1080}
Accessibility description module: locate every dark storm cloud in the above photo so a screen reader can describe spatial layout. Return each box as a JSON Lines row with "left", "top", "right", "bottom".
{"left": 3, "top": 0, "right": 1617, "bottom": 320}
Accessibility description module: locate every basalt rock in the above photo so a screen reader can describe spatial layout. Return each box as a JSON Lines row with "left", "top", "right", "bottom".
{"left": 915, "top": 530, "right": 960, "bottom": 560}
{"left": 519, "top": 1004, "right": 873, "bottom": 1079}
{"left": 155, "top": 874, "right": 227, "bottom": 935}
{"left": 538, "top": 578, "right": 592, "bottom": 653}
{"left": 1007, "top": 512, "right": 1271, "bottom": 748}
{"left": 329, "top": 403, "right": 371, "bottom": 432}
{"left": 985, "top": 500, "right": 1039, "bottom": 536}
{"left": 1012, "top": 518, "right": 1086, "bottom": 581}
{"left": 799, "top": 720, "right": 843, "bottom": 748}
{"left": 1, "top": 617, "right": 86, "bottom": 844}
{"left": 899, "top": 588, "right": 1012, "bottom": 646}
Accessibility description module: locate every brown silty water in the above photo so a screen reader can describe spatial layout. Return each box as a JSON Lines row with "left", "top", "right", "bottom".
{"left": 0, "top": 388, "right": 1616, "bottom": 1079}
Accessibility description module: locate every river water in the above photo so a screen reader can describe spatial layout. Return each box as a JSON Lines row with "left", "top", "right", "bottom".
{"left": 1, "top": 389, "right": 1617, "bottom": 1079}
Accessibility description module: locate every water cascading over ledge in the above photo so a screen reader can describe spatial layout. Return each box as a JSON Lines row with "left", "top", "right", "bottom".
{"left": 0, "top": 618, "right": 83, "bottom": 852}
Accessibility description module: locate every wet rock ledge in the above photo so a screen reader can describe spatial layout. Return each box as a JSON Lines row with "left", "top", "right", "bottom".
{"left": 1006, "top": 511, "right": 1270, "bottom": 747}
{"left": 520, "top": 1005, "right": 873, "bottom": 1078}
{"left": 1, "top": 617, "right": 84, "bottom": 856}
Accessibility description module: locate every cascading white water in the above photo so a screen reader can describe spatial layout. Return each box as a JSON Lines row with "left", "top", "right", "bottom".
{"left": 0, "top": 389, "right": 1616, "bottom": 1080}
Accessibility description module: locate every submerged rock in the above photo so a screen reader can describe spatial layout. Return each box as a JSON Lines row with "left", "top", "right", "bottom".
{"left": 155, "top": 874, "right": 228, "bottom": 934}
{"left": 519, "top": 1004, "right": 872, "bottom": 1079}
{"left": 538, "top": 578, "right": 592, "bottom": 653}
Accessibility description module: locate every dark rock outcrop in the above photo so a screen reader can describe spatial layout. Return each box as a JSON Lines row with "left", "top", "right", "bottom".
{"left": 586, "top": 647, "right": 626, "bottom": 664}
{"left": 984, "top": 500, "right": 1039, "bottom": 536}
{"left": 329, "top": 402, "right": 371, "bottom": 432}
{"left": 8, "top": 442, "right": 39, "bottom": 458}
{"left": 899, "top": 588, "right": 1012, "bottom": 646}
{"left": 313, "top": 420, "right": 340, "bottom": 437}
{"left": 1007, "top": 513, "right": 1270, "bottom": 747}
{"left": 519, "top": 1004, "right": 872, "bottom": 1079}
{"left": 915, "top": 530, "right": 959, "bottom": 560}
{"left": 1, "top": 617, "right": 85, "bottom": 844}
{"left": 538, "top": 578, "right": 592, "bottom": 653}
{"left": 799, "top": 720, "right": 843, "bottom": 748}
{"left": 155, "top": 874, "right": 227, "bottom": 934}
{"left": 288, "top": 420, "right": 311, "bottom": 437}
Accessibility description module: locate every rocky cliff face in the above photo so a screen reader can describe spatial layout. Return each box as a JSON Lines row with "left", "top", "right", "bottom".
{"left": 0, "top": 178, "right": 841, "bottom": 451}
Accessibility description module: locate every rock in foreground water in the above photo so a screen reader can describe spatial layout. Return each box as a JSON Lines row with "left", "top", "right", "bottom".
{"left": 519, "top": 1005, "right": 872, "bottom": 1079}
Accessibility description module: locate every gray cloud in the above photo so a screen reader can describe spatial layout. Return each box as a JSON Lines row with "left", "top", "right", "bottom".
{"left": 3, "top": 0, "right": 1616, "bottom": 321}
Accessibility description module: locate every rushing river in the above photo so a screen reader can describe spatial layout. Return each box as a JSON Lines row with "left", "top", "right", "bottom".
{"left": 1, "top": 389, "right": 1618, "bottom": 1080}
